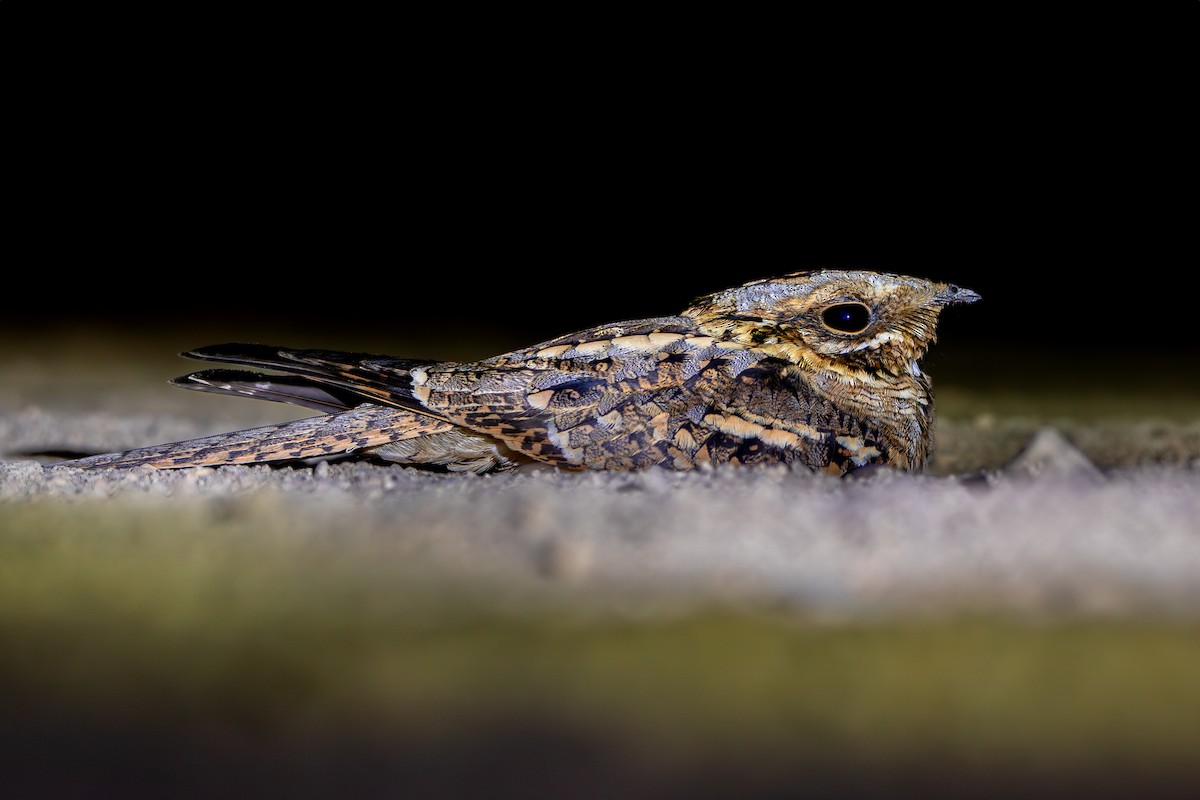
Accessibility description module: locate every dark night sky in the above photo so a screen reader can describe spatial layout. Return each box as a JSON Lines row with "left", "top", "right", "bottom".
{"left": 7, "top": 7, "right": 1196, "bottom": 368}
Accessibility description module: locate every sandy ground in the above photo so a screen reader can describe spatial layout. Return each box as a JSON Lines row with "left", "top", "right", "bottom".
{"left": 2, "top": 416, "right": 1200, "bottom": 616}
{"left": 3, "top": 339, "right": 1199, "bottom": 617}
{"left": 3, "top": 335, "right": 1200, "bottom": 798}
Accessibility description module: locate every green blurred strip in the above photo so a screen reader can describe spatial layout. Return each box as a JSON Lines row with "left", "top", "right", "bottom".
{"left": 3, "top": 501, "right": 1200, "bottom": 769}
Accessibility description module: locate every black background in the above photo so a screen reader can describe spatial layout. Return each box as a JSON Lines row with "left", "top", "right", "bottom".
{"left": 5, "top": 6, "right": 1196, "bottom": 371}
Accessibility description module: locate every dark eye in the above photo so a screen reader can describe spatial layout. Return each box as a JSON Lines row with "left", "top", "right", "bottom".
{"left": 821, "top": 303, "right": 872, "bottom": 333}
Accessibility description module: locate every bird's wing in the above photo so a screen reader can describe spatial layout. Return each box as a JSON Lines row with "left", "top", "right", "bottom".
{"left": 172, "top": 369, "right": 383, "bottom": 414}
{"left": 176, "top": 342, "right": 437, "bottom": 411}
{"left": 410, "top": 318, "right": 843, "bottom": 469}
{"left": 167, "top": 316, "right": 856, "bottom": 471}
{"left": 172, "top": 317, "right": 707, "bottom": 424}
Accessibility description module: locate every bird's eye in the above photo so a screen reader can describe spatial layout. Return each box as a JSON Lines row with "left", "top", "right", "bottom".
{"left": 821, "top": 303, "right": 872, "bottom": 334}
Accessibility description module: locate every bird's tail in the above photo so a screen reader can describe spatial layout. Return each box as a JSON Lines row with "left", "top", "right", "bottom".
{"left": 53, "top": 343, "right": 459, "bottom": 469}
{"left": 55, "top": 405, "right": 454, "bottom": 469}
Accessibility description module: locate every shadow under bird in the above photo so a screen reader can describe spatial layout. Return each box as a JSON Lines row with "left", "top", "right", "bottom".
{"left": 60, "top": 271, "right": 979, "bottom": 474}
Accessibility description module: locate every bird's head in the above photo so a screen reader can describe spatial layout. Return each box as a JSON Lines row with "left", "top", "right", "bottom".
{"left": 683, "top": 270, "right": 980, "bottom": 378}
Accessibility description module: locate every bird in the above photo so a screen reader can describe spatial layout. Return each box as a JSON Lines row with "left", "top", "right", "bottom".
{"left": 58, "top": 270, "right": 979, "bottom": 475}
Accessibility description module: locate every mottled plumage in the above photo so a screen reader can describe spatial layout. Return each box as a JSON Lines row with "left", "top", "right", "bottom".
{"left": 61, "top": 270, "right": 979, "bottom": 474}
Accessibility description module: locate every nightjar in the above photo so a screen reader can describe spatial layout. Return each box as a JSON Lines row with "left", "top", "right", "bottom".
{"left": 60, "top": 270, "right": 979, "bottom": 474}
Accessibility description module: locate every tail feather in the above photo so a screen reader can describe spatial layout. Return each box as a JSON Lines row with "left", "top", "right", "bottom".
{"left": 54, "top": 343, "right": 468, "bottom": 470}
{"left": 55, "top": 405, "right": 455, "bottom": 469}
